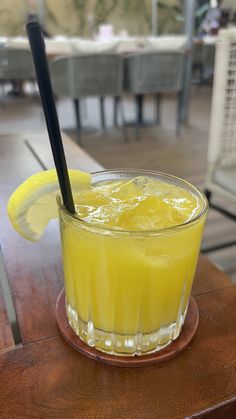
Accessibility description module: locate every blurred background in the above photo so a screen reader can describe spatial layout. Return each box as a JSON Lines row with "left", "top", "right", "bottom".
{"left": 0, "top": 0, "right": 235, "bottom": 37}
{"left": 1, "top": 0, "right": 186, "bottom": 37}
{"left": 1, "top": 0, "right": 236, "bottom": 279}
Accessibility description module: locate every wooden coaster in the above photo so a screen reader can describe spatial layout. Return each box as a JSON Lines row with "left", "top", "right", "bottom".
{"left": 56, "top": 289, "right": 199, "bottom": 367}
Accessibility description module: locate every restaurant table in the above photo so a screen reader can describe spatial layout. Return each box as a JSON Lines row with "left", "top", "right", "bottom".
{"left": 1, "top": 35, "right": 188, "bottom": 56}
{"left": 0, "top": 132, "right": 236, "bottom": 418}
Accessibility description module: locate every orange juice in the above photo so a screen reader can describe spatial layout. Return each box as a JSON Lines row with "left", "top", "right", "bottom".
{"left": 59, "top": 170, "right": 207, "bottom": 355}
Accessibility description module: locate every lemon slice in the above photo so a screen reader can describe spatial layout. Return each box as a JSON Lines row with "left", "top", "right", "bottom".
{"left": 7, "top": 169, "right": 91, "bottom": 242}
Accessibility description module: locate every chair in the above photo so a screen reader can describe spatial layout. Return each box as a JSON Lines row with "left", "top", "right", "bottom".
{"left": 124, "top": 51, "right": 186, "bottom": 139}
{"left": 192, "top": 43, "right": 204, "bottom": 83}
{"left": 50, "top": 53, "right": 125, "bottom": 145}
{"left": 201, "top": 43, "right": 215, "bottom": 81}
{"left": 203, "top": 28, "right": 236, "bottom": 253}
{"left": 0, "top": 48, "right": 35, "bottom": 96}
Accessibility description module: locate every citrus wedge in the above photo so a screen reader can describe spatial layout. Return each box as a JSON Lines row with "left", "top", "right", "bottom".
{"left": 7, "top": 169, "right": 91, "bottom": 242}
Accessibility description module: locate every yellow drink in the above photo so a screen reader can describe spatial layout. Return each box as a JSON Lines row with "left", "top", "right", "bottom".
{"left": 59, "top": 170, "right": 207, "bottom": 355}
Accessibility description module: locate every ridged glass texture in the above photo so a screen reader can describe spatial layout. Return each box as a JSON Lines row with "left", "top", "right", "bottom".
{"left": 59, "top": 170, "right": 208, "bottom": 356}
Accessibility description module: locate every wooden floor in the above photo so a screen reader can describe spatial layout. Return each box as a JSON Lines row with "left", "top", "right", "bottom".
{"left": 1, "top": 85, "right": 236, "bottom": 280}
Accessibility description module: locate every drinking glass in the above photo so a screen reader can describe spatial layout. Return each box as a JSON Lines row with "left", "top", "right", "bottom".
{"left": 58, "top": 170, "right": 208, "bottom": 356}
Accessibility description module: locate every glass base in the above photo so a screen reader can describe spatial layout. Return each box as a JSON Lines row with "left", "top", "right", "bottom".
{"left": 66, "top": 304, "right": 187, "bottom": 356}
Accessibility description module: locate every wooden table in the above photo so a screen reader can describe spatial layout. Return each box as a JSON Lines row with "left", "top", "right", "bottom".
{"left": 0, "top": 132, "right": 236, "bottom": 419}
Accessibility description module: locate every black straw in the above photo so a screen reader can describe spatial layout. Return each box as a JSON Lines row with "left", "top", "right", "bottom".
{"left": 26, "top": 21, "right": 75, "bottom": 214}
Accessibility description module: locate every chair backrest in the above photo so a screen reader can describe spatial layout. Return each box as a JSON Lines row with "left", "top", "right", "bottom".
{"left": 202, "top": 44, "right": 215, "bottom": 71}
{"left": 50, "top": 54, "right": 124, "bottom": 98}
{"left": 205, "top": 29, "right": 236, "bottom": 200}
{"left": 207, "top": 29, "right": 236, "bottom": 170}
{"left": 0, "top": 48, "right": 35, "bottom": 80}
{"left": 125, "top": 51, "right": 186, "bottom": 94}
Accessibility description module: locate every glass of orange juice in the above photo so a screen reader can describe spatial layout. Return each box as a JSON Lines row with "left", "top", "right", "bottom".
{"left": 58, "top": 169, "right": 208, "bottom": 356}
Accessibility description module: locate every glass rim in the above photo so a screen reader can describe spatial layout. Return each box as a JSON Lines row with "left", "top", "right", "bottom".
{"left": 57, "top": 169, "right": 208, "bottom": 237}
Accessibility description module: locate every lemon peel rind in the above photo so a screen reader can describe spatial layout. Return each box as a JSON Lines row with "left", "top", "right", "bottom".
{"left": 7, "top": 169, "right": 91, "bottom": 242}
